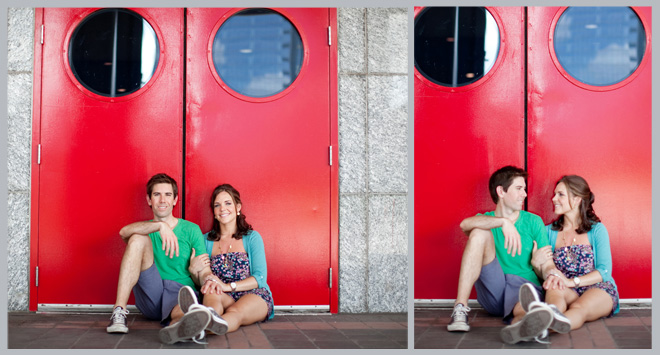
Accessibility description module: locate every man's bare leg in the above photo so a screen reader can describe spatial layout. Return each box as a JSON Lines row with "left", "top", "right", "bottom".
{"left": 114, "top": 234, "right": 154, "bottom": 309}
{"left": 448, "top": 229, "right": 496, "bottom": 332}
{"left": 455, "top": 229, "right": 496, "bottom": 306}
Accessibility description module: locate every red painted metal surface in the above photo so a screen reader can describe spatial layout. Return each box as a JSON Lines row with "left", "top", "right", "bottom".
{"left": 527, "top": 7, "right": 652, "bottom": 299}
{"left": 185, "top": 8, "right": 337, "bottom": 308}
{"left": 29, "top": 8, "right": 44, "bottom": 311}
{"left": 33, "top": 8, "right": 183, "bottom": 308}
{"left": 414, "top": 7, "right": 526, "bottom": 300}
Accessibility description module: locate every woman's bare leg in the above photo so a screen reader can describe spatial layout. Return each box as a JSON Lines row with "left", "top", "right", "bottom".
{"left": 564, "top": 288, "right": 613, "bottom": 330}
{"left": 545, "top": 287, "right": 579, "bottom": 313}
{"left": 202, "top": 292, "right": 234, "bottom": 315}
{"left": 222, "top": 294, "right": 269, "bottom": 332}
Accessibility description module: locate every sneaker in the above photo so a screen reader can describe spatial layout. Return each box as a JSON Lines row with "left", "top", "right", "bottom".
{"left": 447, "top": 303, "right": 471, "bottom": 332}
{"left": 519, "top": 283, "right": 541, "bottom": 312}
{"left": 546, "top": 304, "right": 571, "bottom": 333}
{"left": 534, "top": 329, "right": 551, "bottom": 344}
{"left": 529, "top": 302, "right": 572, "bottom": 334}
{"left": 159, "top": 307, "right": 211, "bottom": 344}
{"left": 500, "top": 302, "right": 553, "bottom": 344}
{"left": 190, "top": 304, "right": 229, "bottom": 335}
{"left": 178, "top": 285, "right": 199, "bottom": 314}
{"left": 106, "top": 306, "right": 129, "bottom": 333}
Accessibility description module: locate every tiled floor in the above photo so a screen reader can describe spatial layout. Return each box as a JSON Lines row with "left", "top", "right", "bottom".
{"left": 8, "top": 311, "right": 407, "bottom": 349}
{"left": 415, "top": 307, "right": 652, "bottom": 349}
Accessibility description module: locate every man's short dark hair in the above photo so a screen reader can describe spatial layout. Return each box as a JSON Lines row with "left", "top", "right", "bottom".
{"left": 488, "top": 166, "right": 527, "bottom": 204}
{"left": 146, "top": 173, "right": 178, "bottom": 199}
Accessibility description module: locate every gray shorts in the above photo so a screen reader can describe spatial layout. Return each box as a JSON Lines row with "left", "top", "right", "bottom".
{"left": 133, "top": 263, "right": 193, "bottom": 324}
{"left": 474, "top": 257, "right": 543, "bottom": 321}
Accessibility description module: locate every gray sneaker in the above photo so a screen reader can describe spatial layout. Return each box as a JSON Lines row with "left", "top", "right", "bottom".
{"left": 519, "top": 283, "right": 541, "bottom": 312}
{"left": 529, "top": 301, "right": 572, "bottom": 333}
{"left": 546, "top": 304, "right": 572, "bottom": 333}
{"left": 159, "top": 307, "right": 211, "bottom": 344}
{"left": 106, "top": 306, "right": 129, "bottom": 333}
{"left": 178, "top": 285, "right": 199, "bottom": 313}
{"left": 447, "top": 303, "right": 471, "bottom": 332}
{"left": 191, "top": 304, "right": 229, "bottom": 335}
{"left": 500, "top": 303, "right": 553, "bottom": 344}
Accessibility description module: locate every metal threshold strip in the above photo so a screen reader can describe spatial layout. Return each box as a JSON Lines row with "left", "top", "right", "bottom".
{"left": 414, "top": 299, "right": 652, "bottom": 309}
{"left": 37, "top": 304, "right": 330, "bottom": 314}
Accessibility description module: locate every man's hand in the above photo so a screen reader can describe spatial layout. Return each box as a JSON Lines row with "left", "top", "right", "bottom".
{"left": 531, "top": 241, "right": 553, "bottom": 270}
{"left": 188, "top": 248, "right": 210, "bottom": 277}
{"left": 159, "top": 222, "right": 179, "bottom": 258}
{"left": 501, "top": 219, "right": 522, "bottom": 257}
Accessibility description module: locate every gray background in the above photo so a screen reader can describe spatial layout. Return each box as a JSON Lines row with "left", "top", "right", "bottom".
{"left": 6, "top": 7, "right": 409, "bottom": 313}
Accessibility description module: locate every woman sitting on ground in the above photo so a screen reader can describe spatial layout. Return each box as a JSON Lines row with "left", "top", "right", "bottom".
{"left": 163, "top": 184, "right": 274, "bottom": 343}
{"left": 533, "top": 175, "right": 619, "bottom": 330}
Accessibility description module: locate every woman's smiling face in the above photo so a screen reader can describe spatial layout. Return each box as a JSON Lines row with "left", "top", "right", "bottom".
{"left": 214, "top": 191, "right": 241, "bottom": 225}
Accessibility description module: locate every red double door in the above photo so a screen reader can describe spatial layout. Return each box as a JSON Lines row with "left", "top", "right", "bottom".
{"left": 31, "top": 8, "right": 338, "bottom": 311}
{"left": 415, "top": 7, "right": 651, "bottom": 300}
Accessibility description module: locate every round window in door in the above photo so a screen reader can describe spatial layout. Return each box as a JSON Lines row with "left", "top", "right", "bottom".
{"left": 211, "top": 8, "right": 304, "bottom": 99}
{"left": 415, "top": 7, "right": 501, "bottom": 88}
{"left": 552, "top": 7, "right": 647, "bottom": 88}
{"left": 68, "top": 8, "right": 160, "bottom": 97}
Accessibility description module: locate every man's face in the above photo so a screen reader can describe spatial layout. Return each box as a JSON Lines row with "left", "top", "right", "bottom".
{"left": 499, "top": 176, "right": 527, "bottom": 211}
{"left": 147, "top": 183, "right": 178, "bottom": 219}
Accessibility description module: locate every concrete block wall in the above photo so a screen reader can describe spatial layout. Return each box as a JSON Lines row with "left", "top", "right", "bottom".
{"left": 337, "top": 8, "right": 408, "bottom": 313}
{"left": 6, "top": 7, "right": 409, "bottom": 313}
{"left": 7, "top": 7, "right": 34, "bottom": 311}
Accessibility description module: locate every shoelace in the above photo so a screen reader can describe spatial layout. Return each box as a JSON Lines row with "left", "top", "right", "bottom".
{"left": 534, "top": 329, "right": 550, "bottom": 344}
{"left": 451, "top": 305, "right": 471, "bottom": 320}
{"left": 111, "top": 308, "right": 129, "bottom": 322}
{"left": 191, "top": 330, "right": 208, "bottom": 345}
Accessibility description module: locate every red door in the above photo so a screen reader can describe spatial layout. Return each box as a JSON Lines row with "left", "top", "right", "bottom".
{"left": 414, "top": 7, "right": 526, "bottom": 300}
{"left": 31, "top": 8, "right": 184, "bottom": 309}
{"left": 31, "top": 7, "right": 339, "bottom": 311}
{"left": 185, "top": 8, "right": 338, "bottom": 309}
{"left": 527, "top": 7, "right": 652, "bottom": 299}
{"left": 415, "top": 7, "right": 652, "bottom": 300}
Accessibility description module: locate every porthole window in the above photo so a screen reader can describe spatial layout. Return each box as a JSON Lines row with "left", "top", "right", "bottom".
{"left": 69, "top": 9, "right": 160, "bottom": 97}
{"left": 553, "top": 7, "right": 646, "bottom": 87}
{"left": 211, "top": 8, "right": 303, "bottom": 98}
{"left": 415, "top": 7, "right": 500, "bottom": 87}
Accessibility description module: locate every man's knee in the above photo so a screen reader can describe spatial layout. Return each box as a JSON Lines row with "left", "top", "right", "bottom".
{"left": 126, "top": 234, "right": 151, "bottom": 250}
{"left": 467, "top": 228, "right": 492, "bottom": 243}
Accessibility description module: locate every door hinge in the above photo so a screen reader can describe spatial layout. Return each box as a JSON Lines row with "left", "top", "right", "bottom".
{"left": 329, "top": 267, "right": 332, "bottom": 288}
{"left": 329, "top": 146, "right": 333, "bottom": 166}
{"left": 37, "top": 144, "right": 41, "bottom": 165}
{"left": 35, "top": 266, "right": 39, "bottom": 287}
{"left": 328, "top": 26, "right": 332, "bottom": 46}
{"left": 40, "top": 25, "right": 44, "bottom": 45}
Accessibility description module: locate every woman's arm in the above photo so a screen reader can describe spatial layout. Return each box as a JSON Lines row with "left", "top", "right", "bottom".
{"left": 246, "top": 231, "right": 269, "bottom": 288}
{"left": 591, "top": 223, "right": 614, "bottom": 282}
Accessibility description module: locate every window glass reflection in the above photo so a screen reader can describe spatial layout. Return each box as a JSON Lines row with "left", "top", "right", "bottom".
{"left": 69, "top": 9, "right": 159, "bottom": 97}
{"left": 212, "top": 8, "right": 304, "bottom": 98}
{"left": 415, "top": 7, "right": 500, "bottom": 87}
{"left": 554, "top": 7, "right": 646, "bottom": 86}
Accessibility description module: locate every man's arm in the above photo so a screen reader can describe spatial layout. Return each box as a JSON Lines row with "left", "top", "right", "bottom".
{"left": 539, "top": 259, "right": 568, "bottom": 290}
{"left": 119, "top": 221, "right": 179, "bottom": 258}
{"left": 459, "top": 215, "right": 521, "bottom": 256}
{"left": 459, "top": 215, "right": 506, "bottom": 235}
